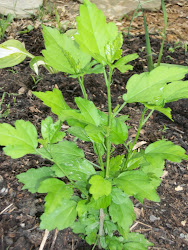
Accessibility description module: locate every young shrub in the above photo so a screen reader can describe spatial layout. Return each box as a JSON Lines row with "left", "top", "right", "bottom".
{"left": 0, "top": 0, "right": 188, "bottom": 249}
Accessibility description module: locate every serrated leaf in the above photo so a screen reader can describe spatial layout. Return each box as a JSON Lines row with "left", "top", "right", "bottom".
{"left": 38, "top": 178, "right": 73, "bottom": 213}
{"left": 123, "top": 65, "right": 188, "bottom": 104}
{"left": 85, "top": 124, "right": 104, "bottom": 143}
{"left": 89, "top": 175, "right": 112, "bottom": 200}
{"left": 109, "top": 118, "right": 128, "bottom": 144}
{"left": 109, "top": 155, "right": 124, "bottom": 176}
{"left": 50, "top": 141, "right": 85, "bottom": 163}
{"left": 123, "top": 233, "right": 153, "bottom": 249}
{"left": 52, "top": 158, "right": 96, "bottom": 181}
{"left": 75, "top": 97, "right": 101, "bottom": 126}
{"left": 75, "top": 0, "right": 119, "bottom": 65}
{"left": 17, "top": 167, "right": 55, "bottom": 193}
{"left": 41, "top": 117, "right": 65, "bottom": 144}
{"left": 109, "top": 198, "right": 136, "bottom": 233}
{"left": 40, "top": 198, "right": 77, "bottom": 230}
{"left": 111, "top": 187, "right": 129, "bottom": 205}
{"left": 0, "top": 120, "right": 38, "bottom": 158}
{"left": 105, "top": 32, "right": 123, "bottom": 63}
{"left": 68, "top": 126, "right": 90, "bottom": 141}
{"left": 89, "top": 195, "right": 111, "bottom": 209}
{"left": 145, "top": 140, "right": 188, "bottom": 162}
{"left": 76, "top": 200, "right": 88, "bottom": 217}
{"left": 113, "top": 53, "right": 139, "bottom": 73}
{"left": 0, "top": 40, "right": 33, "bottom": 69}
{"left": 114, "top": 170, "right": 160, "bottom": 203}
{"left": 42, "top": 25, "right": 91, "bottom": 74}
{"left": 33, "top": 88, "right": 70, "bottom": 117}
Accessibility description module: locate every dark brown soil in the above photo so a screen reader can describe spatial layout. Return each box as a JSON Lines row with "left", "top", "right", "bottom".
{"left": 0, "top": 18, "right": 188, "bottom": 250}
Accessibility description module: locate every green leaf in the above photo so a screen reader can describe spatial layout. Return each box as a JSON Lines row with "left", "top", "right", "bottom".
{"left": 145, "top": 140, "right": 188, "bottom": 162}
{"left": 38, "top": 178, "right": 73, "bottom": 213}
{"left": 123, "top": 65, "right": 188, "bottom": 104}
{"left": 76, "top": 200, "right": 88, "bottom": 217}
{"left": 123, "top": 233, "right": 153, "bottom": 249}
{"left": 85, "top": 124, "right": 104, "bottom": 143}
{"left": 113, "top": 53, "right": 139, "bottom": 73}
{"left": 89, "top": 195, "right": 111, "bottom": 209}
{"left": 163, "top": 80, "right": 188, "bottom": 102}
{"left": 109, "top": 155, "right": 124, "bottom": 176}
{"left": 109, "top": 118, "right": 128, "bottom": 144}
{"left": 89, "top": 175, "right": 112, "bottom": 200}
{"left": 17, "top": 167, "right": 55, "bottom": 193}
{"left": 111, "top": 187, "right": 129, "bottom": 205}
{"left": 40, "top": 198, "right": 77, "bottom": 230}
{"left": 41, "top": 117, "right": 65, "bottom": 144}
{"left": 68, "top": 126, "right": 90, "bottom": 141}
{"left": 52, "top": 158, "right": 96, "bottom": 181}
{"left": 42, "top": 25, "right": 91, "bottom": 74}
{"left": 114, "top": 170, "right": 160, "bottom": 203}
{"left": 0, "top": 40, "right": 33, "bottom": 69}
{"left": 0, "top": 120, "right": 38, "bottom": 158}
{"left": 75, "top": 0, "right": 119, "bottom": 65}
{"left": 104, "top": 221, "right": 117, "bottom": 237}
{"left": 109, "top": 191, "right": 136, "bottom": 232}
{"left": 105, "top": 32, "right": 123, "bottom": 63}
{"left": 75, "top": 97, "right": 101, "bottom": 126}
{"left": 29, "top": 56, "right": 48, "bottom": 75}
{"left": 33, "top": 88, "right": 70, "bottom": 117}
{"left": 105, "top": 236, "right": 123, "bottom": 250}
{"left": 50, "top": 141, "right": 84, "bottom": 163}
{"left": 145, "top": 104, "right": 172, "bottom": 120}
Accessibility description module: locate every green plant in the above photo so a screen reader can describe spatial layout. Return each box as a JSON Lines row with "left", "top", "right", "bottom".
{"left": 30, "top": 74, "right": 43, "bottom": 89}
{"left": 19, "top": 25, "right": 34, "bottom": 34}
{"left": 0, "top": 92, "right": 10, "bottom": 118}
{"left": 0, "top": 13, "right": 14, "bottom": 40}
{"left": 0, "top": 1, "right": 188, "bottom": 249}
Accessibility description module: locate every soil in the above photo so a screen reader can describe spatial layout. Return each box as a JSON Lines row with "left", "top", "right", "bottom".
{"left": 0, "top": 1, "right": 188, "bottom": 249}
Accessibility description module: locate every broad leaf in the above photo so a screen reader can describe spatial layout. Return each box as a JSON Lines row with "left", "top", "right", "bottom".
{"left": 40, "top": 198, "right": 77, "bottom": 230}
{"left": 113, "top": 53, "right": 139, "bottom": 73}
{"left": 50, "top": 141, "right": 85, "bottom": 163}
{"left": 163, "top": 80, "right": 188, "bottom": 102}
{"left": 68, "top": 126, "right": 90, "bottom": 141}
{"left": 123, "top": 65, "right": 188, "bottom": 104}
{"left": 38, "top": 178, "right": 73, "bottom": 213}
{"left": 85, "top": 124, "right": 104, "bottom": 143}
{"left": 114, "top": 170, "right": 160, "bottom": 203}
{"left": 0, "top": 120, "right": 38, "bottom": 158}
{"left": 52, "top": 158, "right": 96, "bottom": 181}
{"left": 109, "top": 118, "right": 128, "bottom": 144}
{"left": 75, "top": 0, "right": 120, "bottom": 65}
{"left": 109, "top": 155, "right": 124, "bottom": 176}
{"left": 89, "top": 195, "right": 111, "bottom": 209}
{"left": 123, "top": 233, "right": 153, "bottom": 249}
{"left": 145, "top": 104, "right": 172, "bottom": 120}
{"left": 89, "top": 175, "right": 112, "bottom": 200}
{"left": 33, "top": 88, "right": 70, "bottom": 117}
{"left": 17, "top": 167, "right": 55, "bottom": 193}
{"left": 0, "top": 40, "right": 33, "bottom": 68}
{"left": 109, "top": 188, "right": 136, "bottom": 232}
{"left": 42, "top": 25, "right": 91, "bottom": 75}
{"left": 41, "top": 117, "right": 65, "bottom": 144}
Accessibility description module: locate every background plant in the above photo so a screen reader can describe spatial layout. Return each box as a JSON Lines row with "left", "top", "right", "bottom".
{"left": 0, "top": 13, "right": 14, "bottom": 40}
{"left": 0, "top": 1, "right": 188, "bottom": 249}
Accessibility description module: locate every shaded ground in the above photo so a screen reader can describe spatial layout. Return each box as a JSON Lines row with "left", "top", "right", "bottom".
{"left": 0, "top": 1, "right": 188, "bottom": 249}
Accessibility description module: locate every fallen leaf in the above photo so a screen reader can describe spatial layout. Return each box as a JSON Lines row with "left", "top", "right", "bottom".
{"left": 181, "top": 220, "right": 186, "bottom": 226}
{"left": 175, "top": 185, "right": 183, "bottom": 191}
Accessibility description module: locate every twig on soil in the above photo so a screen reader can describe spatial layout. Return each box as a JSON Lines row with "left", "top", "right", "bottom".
{"left": 0, "top": 203, "right": 13, "bottom": 215}
{"left": 130, "top": 220, "right": 152, "bottom": 232}
{"left": 130, "top": 222, "right": 139, "bottom": 231}
{"left": 39, "top": 229, "right": 50, "bottom": 250}
{"left": 50, "top": 229, "right": 59, "bottom": 250}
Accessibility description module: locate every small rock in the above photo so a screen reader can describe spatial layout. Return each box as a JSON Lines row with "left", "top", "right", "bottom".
{"left": 175, "top": 185, "right": 183, "bottom": 191}
{"left": 150, "top": 214, "right": 160, "bottom": 222}
{"left": 181, "top": 220, "right": 186, "bottom": 226}
{"left": 180, "top": 233, "right": 185, "bottom": 239}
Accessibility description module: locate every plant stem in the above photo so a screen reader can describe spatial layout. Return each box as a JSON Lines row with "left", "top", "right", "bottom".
{"left": 113, "top": 101, "right": 127, "bottom": 117}
{"left": 131, "top": 107, "right": 147, "bottom": 150}
{"left": 104, "top": 67, "right": 113, "bottom": 178}
{"left": 98, "top": 208, "right": 105, "bottom": 249}
{"left": 78, "top": 76, "right": 88, "bottom": 99}
{"left": 94, "top": 143, "right": 104, "bottom": 171}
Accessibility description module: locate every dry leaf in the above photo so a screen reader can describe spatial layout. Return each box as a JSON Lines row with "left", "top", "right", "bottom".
{"left": 181, "top": 220, "right": 186, "bottom": 226}
{"left": 175, "top": 185, "right": 183, "bottom": 191}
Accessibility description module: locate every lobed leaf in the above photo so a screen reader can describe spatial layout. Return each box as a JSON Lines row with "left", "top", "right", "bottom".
{"left": 89, "top": 175, "right": 112, "bottom": 200}
{"left": 17, "top": 167, "right": 55, "bottom": 193}
{"left": 0, "top": 120, "right": 38, "bottom": 158}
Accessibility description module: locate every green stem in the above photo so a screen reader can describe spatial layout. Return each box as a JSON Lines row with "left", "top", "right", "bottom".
{"left": 104, "top": 67, "right": 113, "bottom": 179}
{"left": 131, "top": 107, "right": 147, "bottom": 151}
{"left": 78, "top": 76, "right": 88, "bottom": 99}
{"left": 113, "top": 101, "right": 127, "bottom": 117}
{"left": 142, "top": 109, "right": 154, "bottom": 126}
